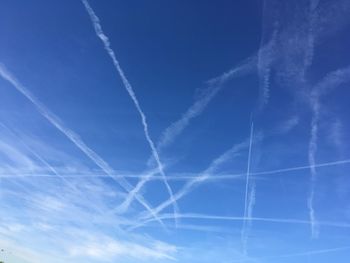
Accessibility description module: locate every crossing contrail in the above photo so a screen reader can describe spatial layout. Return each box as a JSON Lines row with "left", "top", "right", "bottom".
{"left": 81, "top": 0, "right": 178, "bottom": 221}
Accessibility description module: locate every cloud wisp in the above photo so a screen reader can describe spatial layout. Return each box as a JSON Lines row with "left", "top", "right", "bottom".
{"left": 81, "top": 0, "right": 178, "bottom": 222}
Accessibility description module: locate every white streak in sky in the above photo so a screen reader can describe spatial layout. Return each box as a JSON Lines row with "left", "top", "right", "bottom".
{"left": 158, "top": 55, "right": 257, "bottom": 151}
{"left": 1, "top": 158, "right": 350, "bottom": 181}
{"left": 263, "top": 246, "right": 350, "bottom": 259}
{"left": 308, "top": 93, "right": 320, "bottom": 239}
{"left": 0, "top": 63, "right": 163, "bottom": 226}
{"left": 128, "top": 212, "right": 350, "bottom": 231}
{"left": 257, "top": 7, "right": 279, "bottom": 110}
{"left": 241, "top": 122, "right": 255, "bottom": 255}
{"left": 307, "top": 65, "right": 350, "bottom": 239}
{"left": 81, "top": 0, "right": 178, "bottom": 221}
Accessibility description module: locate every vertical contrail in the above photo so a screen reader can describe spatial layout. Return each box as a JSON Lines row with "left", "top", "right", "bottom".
{"left": 257, "top": 0, "right": 279, "bottom": 111}
{"left": 306, "top": 65, "right": 350, "bottom": 238}
{"left": 0, "top": 63, "right": 164, "bottom": 227}
{"left": 81, "top": 0, "right": 178, "bottom": 221}
{"left": 308, "top": 94, "right": 320, "bottom": 239}
{"left": 241, "top": 122, "right": 254, "bottom": 255}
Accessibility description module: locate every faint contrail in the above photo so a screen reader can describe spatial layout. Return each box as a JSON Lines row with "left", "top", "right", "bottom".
{"left": 308, "top": 93, "right": 319, "bottom": 239}
{"left": 138, "top": 140, "right": 249, "bottom": 222}
{"left": 257, "top": 2, "right": 279, "bottom": 111}
{"left": 231, "top": 246, "right": 350, "bottom": 262}
{"left": 0, "top": 63, "right": 164, "bottom": 227}
{"left": 1, "top": 158, "right": 350, "bottom": 181}
{"left": 241, "top": 122, "right": 255, "bottom": 255}
{"left": 158, "top": 55, "right": 257, "bottom": 151}
{"left": 264, "top": 246, "right": 350, "bottom": 259}
{"left": 81, "top": 0, "right": 178, "bottom": 221}
{"left": 307, "top": 65, "right": 350, "bottom": 238}
{"left": 128, "top": 212, "right": 350, "bottom": 231}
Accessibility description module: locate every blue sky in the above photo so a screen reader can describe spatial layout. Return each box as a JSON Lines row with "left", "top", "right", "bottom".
{"left": 1, "top": 0, "right": 350, "bottom": 262}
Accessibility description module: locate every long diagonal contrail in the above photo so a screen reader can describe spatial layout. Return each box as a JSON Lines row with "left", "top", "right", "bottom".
{"left": 81, "top": 0, "right": 178, "bottom": 221}
{"left": 0, "top": 63, "right": 164, "bottom": 227}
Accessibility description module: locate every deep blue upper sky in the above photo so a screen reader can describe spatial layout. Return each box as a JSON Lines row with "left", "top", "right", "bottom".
{"left": 1, "top": 0, "right": 350, "bottom": 262}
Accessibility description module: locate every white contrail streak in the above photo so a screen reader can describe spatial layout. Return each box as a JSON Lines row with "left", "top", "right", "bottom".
{"left": 128, "top": 212, "right": 350, "bottom": 231}
{"left": 231, "top": 246, "right": 350, "bottom": 262}
{"left": 138, "top": 140, "right": 249, "bottom": 222}
{"left": 0, "top": 63, "right": 164, "bottom": 227}
{"left": 81, "top": 0, "right": 178, "bottom": 221}
{"left": 257, "top": 12, "right": 278, "bottom": 110}
{"left": 265, "top": 246, "right": 350, "bottom": 259}
{"left": 241, "top": 122, "right": 254, "bottom": 255}
{"left": 308, "top": 94, "right": 319, "bottom": 239}
{"left": 307, "top": 65, "right": 350, "bottom": 238}
{"left": 1, "top": 158, "right": 350, "bottom": 181}
{"left": 158, "top": 55, "right": 257, "bottom": 151}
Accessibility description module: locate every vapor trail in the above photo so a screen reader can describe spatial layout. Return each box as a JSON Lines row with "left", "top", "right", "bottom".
{"left": 231, "top": 246, "right": 350, "bottom": 262}
{"left": 241, "top": 122, "right": 255, "bottom": 255}
{"left": 307, "top": 65, "right": 350, "bottom": 238}
{"left": 1, "top": 158, "right": 350, "bottom": 181}
{"left": 265, "top": 246, "right": 350, "bottom": 259}
{"left": 81, "top": 0, "right": 178, "bottom": 221}
{"left": 308, "top": 94, "right": 320, "bottom": 238}
{"left": 0, "top": 63, "right": 164, "bottom": 227}
{"left": 129, "top": 212, "right": 350, "bottom": 231}
{"left": 158, "top": 55, "right": 257, "bottom": 151}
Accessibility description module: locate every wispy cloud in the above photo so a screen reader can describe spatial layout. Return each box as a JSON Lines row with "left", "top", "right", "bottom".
{"left": 81, "top": 0, "right": 178, "bottom": 222}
